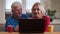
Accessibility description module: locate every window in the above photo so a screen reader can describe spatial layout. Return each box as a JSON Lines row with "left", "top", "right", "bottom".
{"left": 6, "top": 0, "right": 22, "bottom": 10}
{"left": 6, "top": 0, "right": 40, "bottom": 12}
{"left": 26, "top": 0, "right": 40, "bottom": 12}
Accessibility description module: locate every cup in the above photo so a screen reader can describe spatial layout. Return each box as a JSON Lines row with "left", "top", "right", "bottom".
{"left": 7, "top": 25, "right": 13, "bottom": 32}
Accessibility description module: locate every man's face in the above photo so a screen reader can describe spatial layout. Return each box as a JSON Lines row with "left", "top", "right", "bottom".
{"left": 32, "top": 5, "right": 43, "bottom": 17}
{"left": 12, "top": 5, "right": 22, "bottom": 17}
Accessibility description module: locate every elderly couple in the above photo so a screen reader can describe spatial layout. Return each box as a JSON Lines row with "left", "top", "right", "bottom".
{"left": 5, "top": 2, "right": 50, "bottom": 32}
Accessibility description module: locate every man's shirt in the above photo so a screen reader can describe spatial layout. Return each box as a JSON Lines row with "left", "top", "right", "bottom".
{"left": 5, "top": 14, "right": 28, "bottom": 31}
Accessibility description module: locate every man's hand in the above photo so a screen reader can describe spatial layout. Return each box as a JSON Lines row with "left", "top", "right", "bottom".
{"left": 14, "top": 25, "right": 19, "bottom": 32}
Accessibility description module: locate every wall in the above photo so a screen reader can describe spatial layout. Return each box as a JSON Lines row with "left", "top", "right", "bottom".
{"left": 53, "top": 24, "right": 60, "bottom": 32}
{"left": 51, "top": 0, "right": 60, "bottom": 19}
{"left": 50, "top": 0, "right": 60, "bottom": 32}
{"left": 41, "top": 0, "right": 60, "bottom": 19}
{"left": 0, "top": 0, "right": 5, "bottom": 24}
{"left": 41, "top": 0, "right": 51, "bottom": 11}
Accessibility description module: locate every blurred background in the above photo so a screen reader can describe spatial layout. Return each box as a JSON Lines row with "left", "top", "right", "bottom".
{"left": 0, "top": 0, "right": 60, "bottom": 32}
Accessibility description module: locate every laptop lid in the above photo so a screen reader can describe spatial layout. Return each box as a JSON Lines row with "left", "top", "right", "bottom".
{"left": 19, "top": 19, "right": 45, "bottom": 33}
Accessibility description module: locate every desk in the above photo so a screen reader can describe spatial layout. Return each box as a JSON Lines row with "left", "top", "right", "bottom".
{"left": 0, "top": 32, "right": 60, "bottom": 34}
{"left": 0, "top": 32, "right": 19, "bottom": 34}
{"left": 44, "top": 32, "right": 60, "bottom": 34}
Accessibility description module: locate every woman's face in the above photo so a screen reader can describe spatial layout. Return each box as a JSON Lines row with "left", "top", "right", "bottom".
{"left": 32, "top": 5, "right": 43, "bottom": 18}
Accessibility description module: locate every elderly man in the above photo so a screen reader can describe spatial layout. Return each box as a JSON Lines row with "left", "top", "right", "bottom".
{"left": 5, "top": 2, "right": 28, "bottom": 32}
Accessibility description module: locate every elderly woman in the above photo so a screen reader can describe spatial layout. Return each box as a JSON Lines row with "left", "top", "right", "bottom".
{"left": 31, "top": 3, "right": 50, "bottom": 32}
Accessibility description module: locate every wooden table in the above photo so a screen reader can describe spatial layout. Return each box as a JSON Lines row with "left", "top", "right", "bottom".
{"left": 0, "top": 32, "right": 19, "bottom": 34}
{"left": 44, "top": 32, "right": 60, "bottom": 34}
{"left": 0, "top": 32, "right": 60, "bottom": 34}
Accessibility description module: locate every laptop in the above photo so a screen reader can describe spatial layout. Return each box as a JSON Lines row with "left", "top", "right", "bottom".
{"left": 19, "top": 19, "right": 45, "bottom": 33}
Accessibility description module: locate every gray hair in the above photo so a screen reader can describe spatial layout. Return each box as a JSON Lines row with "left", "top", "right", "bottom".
{"left": 11, "top": 2, "right": 22, "bottom": 9}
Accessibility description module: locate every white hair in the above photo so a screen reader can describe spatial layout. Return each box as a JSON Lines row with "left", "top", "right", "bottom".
{"left": 11, "top": 2, "right": 22, "bottom": 8}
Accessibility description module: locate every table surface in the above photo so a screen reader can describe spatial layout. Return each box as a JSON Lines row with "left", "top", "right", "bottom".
{"left": 0, "top": 32, "right": 60, "bottom": 34}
